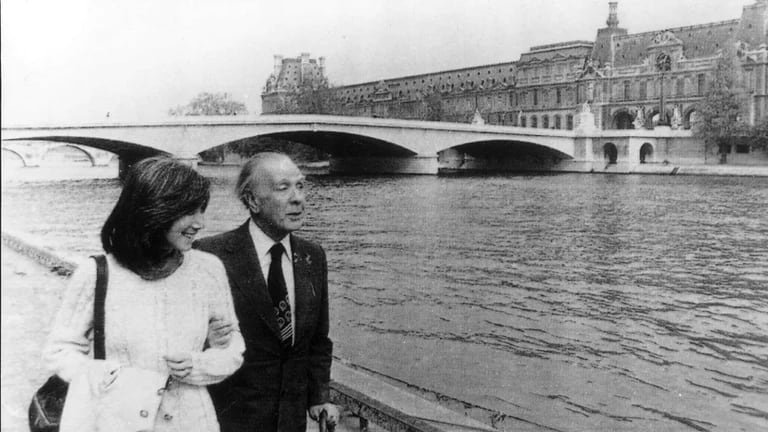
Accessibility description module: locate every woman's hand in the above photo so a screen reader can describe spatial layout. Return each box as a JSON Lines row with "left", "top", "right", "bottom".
{"left": 164, "top": 352, "right": 193, "bottom": 380}
{"left": 207, "top": 317, "right": 234, "bottom": 348}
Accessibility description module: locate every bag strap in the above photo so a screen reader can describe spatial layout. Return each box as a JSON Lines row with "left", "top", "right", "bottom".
{"left": 91, "top": 254, "right": 108, "bottom": 360}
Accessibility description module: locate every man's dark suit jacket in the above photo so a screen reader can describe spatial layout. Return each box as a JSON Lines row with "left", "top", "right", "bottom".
{"left": 194, "top": 221, "right": 333, "bottom": 432}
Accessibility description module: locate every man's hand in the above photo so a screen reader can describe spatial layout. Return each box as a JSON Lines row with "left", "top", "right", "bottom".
{"left": 88, "top": 360, "right": 122, "bottom": 395}
{"left": 309, "top": 403, "right": 339, "bottom": 427}
{"left": 164, "top": 352, "right": 193, "bottom": 380}
{"left": 207, "top": 317, "right": 234, "bottom": 348}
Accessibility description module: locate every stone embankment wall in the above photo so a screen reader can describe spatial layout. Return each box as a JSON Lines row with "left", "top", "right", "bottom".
{"left": 1, "top": 231, "right": 76, "bottom": 275}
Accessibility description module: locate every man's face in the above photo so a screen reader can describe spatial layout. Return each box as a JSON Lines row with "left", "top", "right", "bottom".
{"left": 248, "top": 156, "right": 306, "bottom": 241}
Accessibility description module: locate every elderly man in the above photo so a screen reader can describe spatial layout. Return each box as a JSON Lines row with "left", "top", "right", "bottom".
{"left": 195, "top": 152, "right": 337, "bottom": 432}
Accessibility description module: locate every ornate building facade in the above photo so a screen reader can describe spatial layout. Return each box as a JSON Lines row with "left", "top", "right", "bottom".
{"left": 261, "top": 53, "right": 328, "bottom": 113}
{"left": 262, "top": 1, "right": 767, "bottom": 133}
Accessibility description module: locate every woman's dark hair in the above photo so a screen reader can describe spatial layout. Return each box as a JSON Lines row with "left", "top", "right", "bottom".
{"left": 101, "top": 156, "right": 210, "bottom": 274}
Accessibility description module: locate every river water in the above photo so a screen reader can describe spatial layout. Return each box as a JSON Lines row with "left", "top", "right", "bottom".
{"left": 2, "top": 165, "right": 767, "bottom": 432}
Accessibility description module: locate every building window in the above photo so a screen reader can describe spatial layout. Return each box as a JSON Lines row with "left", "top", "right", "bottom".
{"left": 639, "top": 81, "right": 647, "bottom": 100}
{"left": 534, "top": 89, "right": 539, "bottom": 105}
{"left": 531, "top": 116, "right": 538, "bottom": 128}
{"left": 576, "top": 84, "right": 582, "bottom": 104}
{"left": 542, "top": 115, "right": 549, "bottom": 128}
{"left": 521, "top": 116, "right": 527, "bottom": 127}
{"left": 623, "top": 81, "right": 631, "bottom": 100}
{"left": 554, "top": 115, "right": 561, "bottom": 129}
{"left": 735, "top": 144, "right": 750, "bottom": 153}
{"left": 556, "top": 88, "right": 562, "bottom": 105}
{"left": 566, "top": 114, "right": 574, "bottom": 130}
{"left": 697, "top": 74, "right": 706, "bottom": 95}
{"left": 676, "top": 78, "right": 685, "bottom": 97}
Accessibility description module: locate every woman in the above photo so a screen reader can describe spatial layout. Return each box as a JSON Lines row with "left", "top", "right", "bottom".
{"left": 44, "top": 157, "right": 245, "bottom": 432}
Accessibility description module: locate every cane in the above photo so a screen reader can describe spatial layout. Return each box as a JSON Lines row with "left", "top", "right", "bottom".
{"left": 319, "top": 409, "right": 336, "bottom": 432}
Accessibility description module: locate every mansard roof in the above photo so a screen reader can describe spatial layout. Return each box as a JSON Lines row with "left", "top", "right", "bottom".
{"left": 611, "top": 20, "right": 740, "bottom": 67}
{"left": 518, "top": 41, "right": 593, "bottom": 64}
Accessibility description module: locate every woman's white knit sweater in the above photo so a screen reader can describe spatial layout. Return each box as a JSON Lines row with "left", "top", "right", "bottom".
{"left": 44, "top": 250, "right": 245, "bottom": 432}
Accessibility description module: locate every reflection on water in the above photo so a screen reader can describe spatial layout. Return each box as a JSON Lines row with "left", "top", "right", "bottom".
{"left": 2, "top": 166, "right": 767, "bottom": 431}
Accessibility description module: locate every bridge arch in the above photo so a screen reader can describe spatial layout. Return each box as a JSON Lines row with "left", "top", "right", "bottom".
{"left": 43, "top": 144, "right": 97, "bottom": 166}
{"left": 200, "top": 130, "right": 417, "bottom": 159}
{"left": 1, "top": 147, "right": 27, "bottom": 167}
{"left": 3, "top": 136, "right": 166, "bottom": 161}
{"left": 441, "top": 139, "right": 572, "bottom": 161}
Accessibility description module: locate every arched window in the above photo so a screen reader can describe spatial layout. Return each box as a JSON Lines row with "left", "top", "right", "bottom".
{"left": 554, "top": 115, "right": 562, "bottom": 129}
{"left": 640, "top": 143, "right": 654, "bottom": 164}
{"left": 542, "top": 115, "right": 549, "bottom": 129}
{"left": 531, "top": 116, "right": 538, "bottom": 128}
{"left": 566, "top": 114, "right": 574, "bottom": 130}
{"left": 521, "top": 116, "right": 527, "bottom": 127}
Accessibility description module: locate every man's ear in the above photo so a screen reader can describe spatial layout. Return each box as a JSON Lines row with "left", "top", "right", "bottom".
{"left": 244, "top": 193, "right": 260, "bottom": 214}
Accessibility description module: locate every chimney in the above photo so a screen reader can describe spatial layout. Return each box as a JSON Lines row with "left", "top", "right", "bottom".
{"left": 607, "top": 2, "right": 619, "bottom": 28}
{"left": 273, "top": 55, "right": 283, "bottom": 77}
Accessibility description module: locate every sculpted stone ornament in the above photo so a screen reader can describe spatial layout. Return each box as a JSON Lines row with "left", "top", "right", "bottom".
{"left": 581, "top": 101, "right": 591, "bottom": 114}
{"left": 471, "top": 109, "right": 485, "bottom": 125}
{"left": 265, "top": 75, "right": 277, "bottom": 93}
{"left": 633, "top": 107, "right": 646, "bottom": 129}
{"left": 671, "top": 105, "right": 683, "bottom": 129}
{"left": 652, "top": 30, "right": 682, "bottom": 46}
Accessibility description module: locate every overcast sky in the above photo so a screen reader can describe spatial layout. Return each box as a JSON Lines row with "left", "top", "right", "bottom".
{"left": 1, "top": 0, "right": 749, "bottom": 124}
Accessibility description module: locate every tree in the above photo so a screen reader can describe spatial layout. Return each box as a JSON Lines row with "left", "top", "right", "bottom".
{"left": 168, "top": 92, "right": 248, "bottom": 116}
{"left": 420, "top": 87, "right": 444, "bottom": 121}
{"left": 692, "top": 49, "right": 750, "bottom": 163}
{"left": 169, "top": 93, "right": 248, "bottom": 161}
{"left": 745, "top": 119, "right": 768, "bottom": 152}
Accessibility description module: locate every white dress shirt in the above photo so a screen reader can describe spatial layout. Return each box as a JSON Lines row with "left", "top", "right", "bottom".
{"left": 249, "top": 220, "right": 296, "bottom": 343}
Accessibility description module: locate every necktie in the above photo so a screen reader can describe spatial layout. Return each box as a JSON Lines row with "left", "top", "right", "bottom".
{"left": 268, "top": 243, "right": 293, "bottom": 347}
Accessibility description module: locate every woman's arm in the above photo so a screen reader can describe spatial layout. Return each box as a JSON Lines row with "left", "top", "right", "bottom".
{"left": 43, "top": 258, "right": 120, "bottom": 390}
{"left": 42, "top": 258, "right": 98, "bottom": 381}
{"left": 173, "top": 258, "right": 245, "bottom": 386}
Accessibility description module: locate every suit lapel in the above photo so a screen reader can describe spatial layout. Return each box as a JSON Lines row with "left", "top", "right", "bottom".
{"left": 225, "top": 222, "right": 282, "bottom": 340}
{"left": 291, "top": 235, "right": 315, "bottom": 344}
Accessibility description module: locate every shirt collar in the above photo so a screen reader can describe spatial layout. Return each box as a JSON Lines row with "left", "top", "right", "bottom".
{"left": 249, "top": 219, "right": 292, "bottom": 262}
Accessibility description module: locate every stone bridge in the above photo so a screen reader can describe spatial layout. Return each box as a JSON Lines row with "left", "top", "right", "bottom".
{"left": 1, "top": 114, "right": 694, "bottom": 174}
{"left": 2, "top": 142, "right": 114, "bottom": 167}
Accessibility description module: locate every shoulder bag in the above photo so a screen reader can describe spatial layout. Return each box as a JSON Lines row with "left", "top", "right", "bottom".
{"left": 28, "top": 255, "right": 108, "bottom": 432}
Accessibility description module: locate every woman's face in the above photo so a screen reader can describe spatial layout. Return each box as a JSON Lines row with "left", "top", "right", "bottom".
{"left": 165, "top": 207, "right": 205, "bottom": 252}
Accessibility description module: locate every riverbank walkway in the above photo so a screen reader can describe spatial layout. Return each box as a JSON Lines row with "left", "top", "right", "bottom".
{"left": 1, "top": 232, "right": 498, "bottom": 432}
